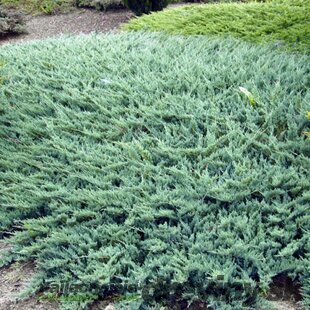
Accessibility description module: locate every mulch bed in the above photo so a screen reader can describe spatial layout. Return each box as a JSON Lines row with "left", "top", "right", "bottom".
{"left": 0, "top": 8, "right": 133, "bottom": 46}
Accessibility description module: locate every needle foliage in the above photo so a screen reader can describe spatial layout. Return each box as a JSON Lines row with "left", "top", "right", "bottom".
{"left": 0, "top": 33, "right": 309, "bottom": 309}
{"left": 0, "top": 5, "right": 25, "bottom": 35}
{"left": 124, "top": 0, "right": 310, "bottom": 53}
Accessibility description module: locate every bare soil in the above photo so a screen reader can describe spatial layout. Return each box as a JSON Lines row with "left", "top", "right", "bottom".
{"left": 0, "top": 3, "right": 191, "bottom": 46}
{"left": 265, "top": 274, "right": 303, "bottom": 310}
{"left": 0, "top": 8, "right": 133, "bottom": 46}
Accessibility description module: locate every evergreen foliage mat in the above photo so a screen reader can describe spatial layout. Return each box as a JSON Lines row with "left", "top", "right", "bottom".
{"left": 124, "top": 0, "right": 310, "bottom": 53}
{"left": 0, "top": 33, "right": 309, "bottom": 309}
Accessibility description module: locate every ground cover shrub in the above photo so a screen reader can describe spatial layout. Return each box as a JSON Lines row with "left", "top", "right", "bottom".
{"left": 124, "top": 0, "right": 310, "bottom": 53}
{"left": 0, "top": 5, "right": 25, "bottom": 35}
{"left": 0, "top": 32, "right": 309, "bottom": 309}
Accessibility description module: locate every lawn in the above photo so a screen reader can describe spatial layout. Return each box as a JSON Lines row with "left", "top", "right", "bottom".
{"left": 0, "top": 31, "right": 309, "bottom": 309}
{"left": 124, "top": 0, "right": 310, "bottom": 53}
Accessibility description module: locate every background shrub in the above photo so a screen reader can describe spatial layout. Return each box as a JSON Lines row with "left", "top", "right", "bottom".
{"left": 0, "top": 5, "right": 25, "bottom": 35}
{"left": 123, "top": 0, "right": 169, "bottom": 15}
{"left": 1, "top": 0, "right": 76, "bottom": 14}
{"left": 77, "top": 0, "right": 125, "bottom": 11}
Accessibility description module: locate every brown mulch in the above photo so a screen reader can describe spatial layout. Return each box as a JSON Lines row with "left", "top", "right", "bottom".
{"left": 0, "top": 8, "right": 133, "bottom": 46}
{"left": 0, "top": 3, "right": 189, "bottom": 46}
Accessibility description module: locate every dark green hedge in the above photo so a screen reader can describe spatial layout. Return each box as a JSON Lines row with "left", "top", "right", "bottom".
{"left": 77, "top": 0, "right": 125, "bottom": 11}
{"left": 0, "top": 5, "right": 25, "bottom": 35}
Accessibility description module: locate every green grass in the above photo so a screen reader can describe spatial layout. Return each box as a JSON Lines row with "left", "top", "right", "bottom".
{"left": 124, "top": 0, "right": 310, "bottom": 53}
{"left": 0, "top": 33, "right": 309, "bottom": 309}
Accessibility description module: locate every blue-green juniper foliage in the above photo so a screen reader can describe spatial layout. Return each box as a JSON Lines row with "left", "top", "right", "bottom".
{"left": 0, "top": 33, "right": 309, "bottom": 309}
